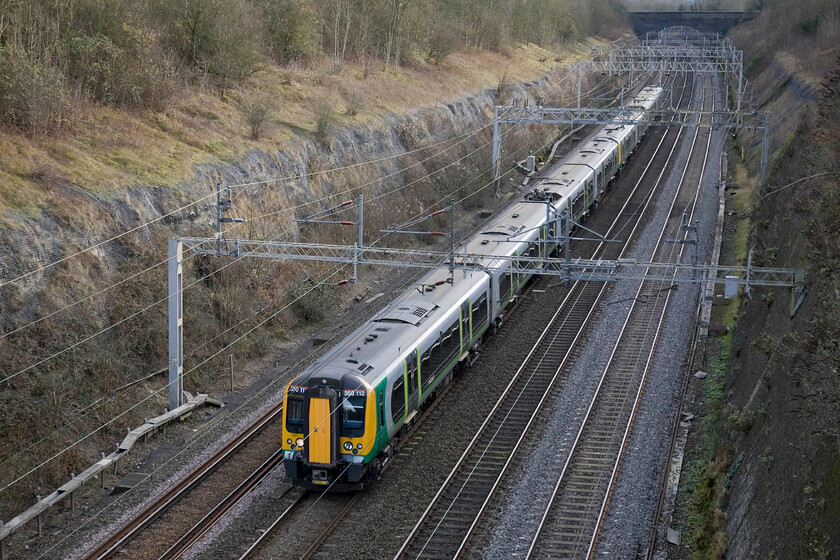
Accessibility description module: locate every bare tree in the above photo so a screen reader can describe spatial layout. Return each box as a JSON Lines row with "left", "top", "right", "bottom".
{"left": 384, "top": 0, "right": 411, "bottom": 74}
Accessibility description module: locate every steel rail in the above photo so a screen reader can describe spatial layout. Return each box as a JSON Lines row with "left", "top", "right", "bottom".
{"left": 298, "top": 494, "right": 362, "bottom": 560}
{"left": 587, "top": 79, "right": 714, "bottom": 556}
{"left": 239, "top": 364, "right": 465, "bottom": 560}
{"left": 158, "top": 449, "right": 288, "bottom": 560}
{"left": 644, "top": 103, "right": 725, "bottom": 560}
{"left": 238, "top": 491, "right": 307, "bottom": 559}
{"left": 395, "top": 73, "right": 697, "bottom": 560}
{"left": 525, "top": 73, "right": 714, "bottom": 560}
{"left": 85, "top": 201, "right": 504, "bottom": 560}
{"left": 83, "top": 403, "right": 283, "bottom": 560}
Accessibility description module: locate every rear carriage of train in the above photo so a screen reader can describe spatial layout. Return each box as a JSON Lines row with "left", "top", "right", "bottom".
{"left": 531, "top": 85, "right": 663, "bottom": 224}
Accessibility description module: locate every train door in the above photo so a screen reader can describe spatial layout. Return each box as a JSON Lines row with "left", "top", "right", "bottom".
{"left": 303, "top": 386, "right": 338, "bottom": 468}
{"left": 405, "top": 351, "right": 419, "bottom": 420}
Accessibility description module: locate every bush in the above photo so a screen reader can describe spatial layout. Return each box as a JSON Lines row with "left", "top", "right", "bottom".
{"left": 0, "top": 49, "right": 73, "bottom": 134}
{"left": 153, "top": 0, "right": 260, "bottom": 91}
{"left": 313, "top": 98, "right": 336, "bottom": 137}
{"left": 261, "top": 0, "right": 318, "bottom": 63}
{"left": 66, "top": 27, "right": 176, "bottom": 109}
{"left": 799, "top": 14, "right": 821, "bottom": 34}
{"left": 427, "top": 28, "right": 456, "bottom": 65}
{"left": 242, "top": 96, "right": 270, "bottom": 139}
{"left": 496, "top": 70, "right": 511, "bottom": 102}
{"left": 343, "top": 87, "right": 365, "bottom": 116}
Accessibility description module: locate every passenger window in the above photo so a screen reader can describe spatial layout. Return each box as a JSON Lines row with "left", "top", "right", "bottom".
{"left": 341, "top": 395, "right": 366, "bottom": 437}
{"left": 286, "top": 393, "right": 304, "bottom": 433}
{"left": 391, "top": 376, "right": 405, "bottom": 422}
{"left": 472, "top": 294, "right": 488, "bottom": 329}
{"left": 500, "top": 272, "right": 512, "bottom": 300}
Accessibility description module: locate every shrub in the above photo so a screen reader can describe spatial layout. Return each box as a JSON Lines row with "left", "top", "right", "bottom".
{"left": 343, "top": 87, "right": 365, "bottom": 116}
{"left": 242, "top": 96, "right": 270, "bottom": 139}
{"left": 427, "top": 28, "right": 456, "bottom": 65}
{"left": 799, "top": 14, "right": 821, "bottom": 34}
{"left": 66, "top": 27, "right": 176, "bottom": 109}
{"left": 313, "top": 98, "right": 336, "bottom": 137}
{"left": 291, "top": 281, "right": 339, "bottom": 323}
{"left": 260, "top": 0, "right": 318, "bottom": 63}
{"left": 153, "top": 0, "right": 260, "bottom": 91}
{"left": 0, "top": 48, "right": 73, "bottom": 134}
{"left": 496, "top": 70, "right": 511, "bottom": 103}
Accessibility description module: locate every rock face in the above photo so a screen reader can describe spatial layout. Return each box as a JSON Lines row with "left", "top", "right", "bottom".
{"left": 690, "top": 47, "right": 840, "bottom": 560}
{"left": 0, "top": 77, "right": 555, "bottom": 315}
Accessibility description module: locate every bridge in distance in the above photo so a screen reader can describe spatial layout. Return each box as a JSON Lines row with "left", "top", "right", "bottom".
{"left": 628, "top": 10, "right": 758, "bottom": 36}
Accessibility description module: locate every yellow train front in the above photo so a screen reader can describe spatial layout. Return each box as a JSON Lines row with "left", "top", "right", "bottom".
{"left": 281, "top": 369, "right": 390, "bottom": 491}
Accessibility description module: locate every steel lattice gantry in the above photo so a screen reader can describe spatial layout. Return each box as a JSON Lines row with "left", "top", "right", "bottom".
{"left": 491, "top": 106, "right": 771, "bottom": 189}
{"left": 166, "top": 237, "right": 804, "bottom": 408}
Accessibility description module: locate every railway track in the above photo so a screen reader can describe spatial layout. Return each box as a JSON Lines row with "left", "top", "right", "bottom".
{"left": 81, "top": 75, "right": 690, "bottom": 560}
{"left": 525, "top": 74, "right": 715, "bottom": 560}
{"left": 393, "top": 74, "right": 697, "bottom": 560}
{"left": 158, "top": 449, "right": 288, "bottom": 560}
{"left": 236, "top": 368, "right": 468, "bottom": 560}
{"left": 79, "top": 191, "right": 518, "bottom": 560}
{"left": 83, "top": 403, "right": 283, "bottom": 560}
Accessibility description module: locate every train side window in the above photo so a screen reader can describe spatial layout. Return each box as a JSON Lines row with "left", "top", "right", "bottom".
{"left": 420, "top": 344, "right": 435, "bottom": 390}
{"left": 472, "top": 294, "right": 488, "bottom": 330}
{"left": 500, "top": 272, "right": 512, "bottom": 301}
{"left": 341, "top": 395, "right": 366, "bottom": 437}
{"left": 422, "top": 321, "right": 461, "bottom": 391}
{"left": 286, "top": 393, "right": 304, "bottom": 433}
{"left": 391, "top": 376, "right": 405, "bottom": 422}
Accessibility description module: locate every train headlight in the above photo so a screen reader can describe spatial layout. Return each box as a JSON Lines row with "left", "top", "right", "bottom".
{"left": 357, "top": 443, "right": 363, "bottom": 450}
{"left": 296, "top": 438, "right": 305, "bottom": 447}
{"left": 286, "top": 438, "right": 292, "bottom": 445}
{"left": 343, "top": 441, "right": 353, "bottom": 451}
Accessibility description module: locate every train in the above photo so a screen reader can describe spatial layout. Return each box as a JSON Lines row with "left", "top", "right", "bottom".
{"left": 281, "top": 86, "right": 663, "bottom": 491}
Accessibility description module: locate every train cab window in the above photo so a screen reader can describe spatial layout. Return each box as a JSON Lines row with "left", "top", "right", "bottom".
{"left": 391, "top": 376, "right": 405, "bottom": 422}
{"left": 341, "top": 395, "right": 366, "bottom": 437}
{"left": 286, "top": 393, "right": 304, "bottom": 433}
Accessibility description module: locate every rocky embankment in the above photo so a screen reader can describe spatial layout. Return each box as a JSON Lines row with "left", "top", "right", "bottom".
{"left": 673, "top": 24, "right": 840, "bottom": 560}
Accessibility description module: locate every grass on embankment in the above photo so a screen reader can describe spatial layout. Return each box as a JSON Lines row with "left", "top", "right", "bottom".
{"left": 0, "top": 41, "right": 600, "bottom": 218}
{"left": 678, "top": 156, "right": 757, "bottom": 559}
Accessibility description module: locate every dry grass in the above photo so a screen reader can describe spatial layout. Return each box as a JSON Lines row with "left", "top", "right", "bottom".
{"left": 0, "top": 40, "right": 598, "bottom": 217}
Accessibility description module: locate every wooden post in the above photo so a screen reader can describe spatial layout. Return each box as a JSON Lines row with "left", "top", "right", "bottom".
{"left": 229, "top": 354, "right": 234, "bottom": 391}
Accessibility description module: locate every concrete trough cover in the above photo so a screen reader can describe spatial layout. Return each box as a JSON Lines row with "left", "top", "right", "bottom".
{"left": 114, "top": 472, "right": 149, "bottom": 493}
